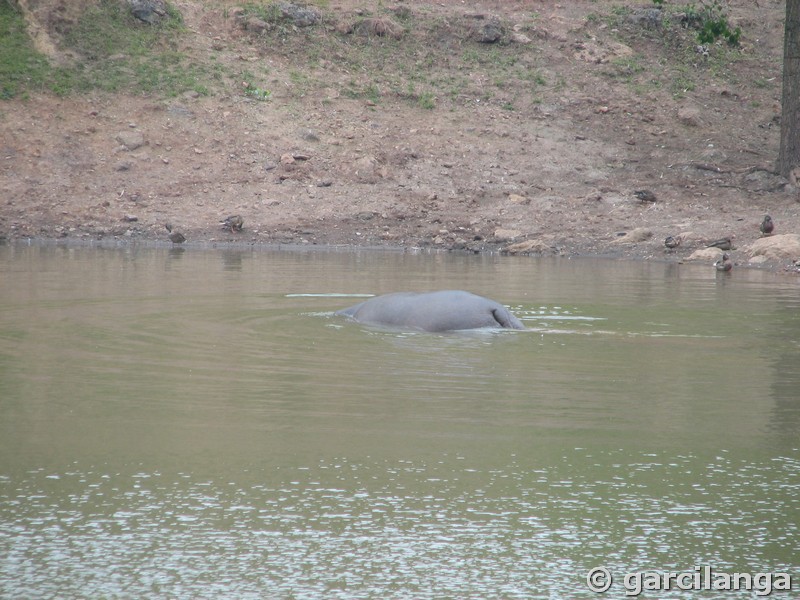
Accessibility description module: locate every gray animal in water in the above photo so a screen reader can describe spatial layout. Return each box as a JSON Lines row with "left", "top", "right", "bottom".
{"left": 336, "top": 290, "right": 525, "bottom": 332}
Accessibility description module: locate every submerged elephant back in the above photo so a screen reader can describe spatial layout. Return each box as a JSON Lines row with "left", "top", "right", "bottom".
{"left": 337, "top": 290, "right": 524, "bottom": 332}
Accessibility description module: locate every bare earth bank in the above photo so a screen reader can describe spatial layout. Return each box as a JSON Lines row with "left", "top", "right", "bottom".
{"left": 2, "top": 0, "right": 799, "bottom": 273}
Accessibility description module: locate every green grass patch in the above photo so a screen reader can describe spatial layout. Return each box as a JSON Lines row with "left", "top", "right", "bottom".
{"left": 62, "top": 0, "right": 182, "bottom": 59}
{"left": 670, "top": 67, "right": 697, "bottom": 98}
{"left": 238, "top": 2, "right": 284, "bottom": 25}
{"left": 3, "top": 0, "right": 548, "bottom": 110}
{"left": 0, "top": 3, "right": 52, "bottom": 99}
{"left": 417, "top": 90, "right": 436, "bottom": 109}
{"left": 0, "top": 0, "right": 219, "bottom": 99}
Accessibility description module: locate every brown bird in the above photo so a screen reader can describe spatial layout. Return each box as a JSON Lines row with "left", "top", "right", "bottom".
{"left": 221, "top": 215, "right": 244, "bottom": 233}
{"left": 634, "top": 189, "right": 657, "bottom": 203}
{"left": 706, "top": 237, "right": 732, "bottom": 251}
{"left": 714, "top": 253, "right": 732, "bottom": 272}
{"left": 664, "top": 235, "right": 681, "bottom": 250}
{"left": 760, "top": 215, "right": 774, "bottom": 236}
{"left": 165, "top": 223, "right": 186, "bottom": 244}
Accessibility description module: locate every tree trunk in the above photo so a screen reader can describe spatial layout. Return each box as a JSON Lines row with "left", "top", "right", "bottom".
{"left": 779, "top": 0, "right": 800, "bottom": 177}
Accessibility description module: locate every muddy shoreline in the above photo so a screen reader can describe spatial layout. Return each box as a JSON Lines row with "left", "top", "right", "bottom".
{"left": 5, "top": 234, "right": 799, "bottom": 277}
{"left": 2, "top": 1, "right": 799, "bottom": 275}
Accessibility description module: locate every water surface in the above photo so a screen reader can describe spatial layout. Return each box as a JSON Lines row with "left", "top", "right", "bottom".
{"left": 1, "top": 243, "right": 798, "bottom": 598}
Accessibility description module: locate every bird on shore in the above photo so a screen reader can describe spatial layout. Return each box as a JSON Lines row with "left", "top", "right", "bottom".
{"left": 760, "top": 215, "right": 774, "bottom": 236}
{"left": 664, "top": 235, "right": 681, "bottom": 250}
{"left": 706, "top": 237, "right": 732, "bottom": 251}
{"left": 714, "top": 253, "right": 732, "bottom": 272}
{"left": 165, "top": 223, "right": 186, "bottom": 244}
{"left": 221, "top": 215, "right": 244, "bottom": 233}
{"left": 634, "top": 189, "right": 657, "bottom": 203}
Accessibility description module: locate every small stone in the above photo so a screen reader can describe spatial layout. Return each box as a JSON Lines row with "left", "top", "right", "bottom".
{"left": 167, "top": 103, "right": 193, "bottom": 117}
{"left": 349, "top": 17, "right": 404, "bottom": 39}
{"left": 115, "top": 131, "right": 144, "bottom": 151}
{"left": 280, "top": 153, "right": 296, "bottom": 165}
{"left": 746, "top": 234, "right": 800, "bottom": 261}
{"left": 127, "top": 0, "right": 168, "bottom": 24}
{"left": 474, "top": 18, "right": 504, "bottom": 43}
{"left": 612, "top": 227, "right": 653, "bottom": 243}
{"left": 245, "top": 17, "right": 267, "bottom": 33}
{"left": 121, "top": 214, "right": 139, "bottom": 222}
{"left": 634, "top": 189, "right": 657, "bottom": 202}
{"left": 276, "top": 2, "right": 320, "bottom": 27}
{"left": 493, "top": 228, "right": 522, "bottom": 242}
{"left": 687, "top": 247, "right": 724, "bottom": 261}
{"left": 299, "top": 129, "right": 319, "bottom": 142}
{"left": 511, "top": 32, "right": 532, "bottom": 44}
{"left": 743, "top": 169, "right": 790, "bottom": 192}
{"left": 677, "top": 106, "right": 702, "bottom": 127}
{"left": 625, "top": 7, "right": 662, "bottom": 28}
{"left": 508, "top": 193, "right": 529, "bottom": 205}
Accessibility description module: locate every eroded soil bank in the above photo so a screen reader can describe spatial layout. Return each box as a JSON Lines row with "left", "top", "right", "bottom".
{"left": 2, "top": 0, "right": 799, "bottom": 271}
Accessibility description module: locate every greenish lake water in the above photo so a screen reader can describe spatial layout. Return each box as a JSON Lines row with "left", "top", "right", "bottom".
{"left": 1, "top": 243, "right": 798, "bottom": 599}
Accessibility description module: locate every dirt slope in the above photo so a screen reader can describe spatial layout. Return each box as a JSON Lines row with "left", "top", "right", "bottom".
{"left": 1, "top": 0, "right": 798, "bottom": 270}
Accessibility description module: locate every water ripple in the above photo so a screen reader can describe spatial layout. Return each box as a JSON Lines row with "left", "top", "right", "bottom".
{"left": 2, "top": 449, "right": 798, "bottom": 599}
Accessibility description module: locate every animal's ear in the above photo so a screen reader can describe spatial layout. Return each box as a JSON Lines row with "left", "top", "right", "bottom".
{"left": 491, "top": 308, "right": 514, "bottom": 328}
